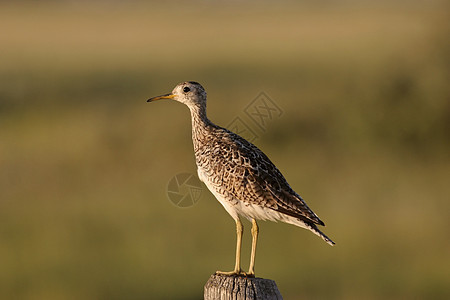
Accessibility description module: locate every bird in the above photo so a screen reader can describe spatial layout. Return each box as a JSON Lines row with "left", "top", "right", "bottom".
{"left": 147, "top": 81, "right": 334, "bottom": 277}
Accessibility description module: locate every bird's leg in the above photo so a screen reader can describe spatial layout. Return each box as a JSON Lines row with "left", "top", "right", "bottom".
{"left": 248, "top": 218, "right": 259, "bottom": 277}
{"left": 216, "top": 218, "right": 246, "bottom": 276}
{"left": 233, "top": 218, "right": 243, "bottom": 274}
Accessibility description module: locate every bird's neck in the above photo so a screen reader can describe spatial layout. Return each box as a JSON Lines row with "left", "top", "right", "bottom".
{"left": 189, "top": 103, "right": 213, "bottom": 150}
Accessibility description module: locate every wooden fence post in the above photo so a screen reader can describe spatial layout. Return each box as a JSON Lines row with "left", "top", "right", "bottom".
{"left": 204, "top": 274, "right": 283, "bottom": 300}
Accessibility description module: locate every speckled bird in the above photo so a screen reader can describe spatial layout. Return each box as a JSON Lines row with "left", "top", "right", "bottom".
{"left": 148, "top": 81, "right": 334, "bottom": 276}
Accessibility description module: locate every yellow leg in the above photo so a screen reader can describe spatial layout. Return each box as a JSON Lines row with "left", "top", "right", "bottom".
{"left": 248, "top": 219, "right": 259, "bottom": 276}
{"left": 216, "top": 218, "right": 246, "bottom": 276}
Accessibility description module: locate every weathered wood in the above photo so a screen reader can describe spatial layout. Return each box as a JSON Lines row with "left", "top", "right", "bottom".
{"left": 204, "top": 274, "right": 283, "bottom": 300}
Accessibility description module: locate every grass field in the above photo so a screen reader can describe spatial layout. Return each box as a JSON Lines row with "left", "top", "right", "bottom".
{"left": 1, "top": 1, "right": 449, "bottom": 299}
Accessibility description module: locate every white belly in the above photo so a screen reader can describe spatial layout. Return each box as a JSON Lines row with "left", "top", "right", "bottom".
{"left": 197, "top": 167, "right": 296, "bottom": 224}
{"left": 197, "top": 167, "right": 239, "bottom": 221}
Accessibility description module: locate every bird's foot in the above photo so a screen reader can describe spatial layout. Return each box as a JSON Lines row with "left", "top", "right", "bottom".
{"left": 215, "top": 269, "right": 254, "bottom": 278}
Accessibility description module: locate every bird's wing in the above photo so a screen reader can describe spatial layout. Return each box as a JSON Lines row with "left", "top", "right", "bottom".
{"left": 214, "top": 129, "right": 324, "bottom": 226}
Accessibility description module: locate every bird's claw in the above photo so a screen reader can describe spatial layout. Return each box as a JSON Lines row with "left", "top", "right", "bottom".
{"left": 215, "top": 270, "right": 255, "bottom": 278}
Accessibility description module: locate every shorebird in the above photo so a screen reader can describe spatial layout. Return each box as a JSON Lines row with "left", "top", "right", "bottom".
{"left": 147, "top": 81, "right": 334, "bottom": 276}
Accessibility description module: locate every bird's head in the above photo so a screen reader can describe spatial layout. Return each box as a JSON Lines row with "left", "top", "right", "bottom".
{"left": 147, "top": 81, "right": 207, "bottom": 108}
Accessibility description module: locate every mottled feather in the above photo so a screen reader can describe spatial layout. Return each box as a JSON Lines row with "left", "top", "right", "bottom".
{"left": 154, "top": 81, "right": 334, "bottom": 246}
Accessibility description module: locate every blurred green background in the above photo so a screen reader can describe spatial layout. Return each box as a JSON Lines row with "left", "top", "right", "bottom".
{"left": 1, "top": 1, "right": 449, "bottom": 299}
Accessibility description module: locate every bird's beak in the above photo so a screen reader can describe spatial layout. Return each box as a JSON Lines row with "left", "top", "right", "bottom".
{"left": 147, "top": 93, "right": 175, "bottom": 102}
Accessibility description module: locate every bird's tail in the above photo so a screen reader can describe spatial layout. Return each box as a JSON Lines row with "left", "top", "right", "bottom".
{"left": 308, "top": 223, "right": 335, "bottom": 246}
{"left": 280, "top": 214, "right": 335, "bottom": 246}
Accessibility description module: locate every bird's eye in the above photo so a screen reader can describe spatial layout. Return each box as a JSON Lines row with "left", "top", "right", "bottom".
{"left": 183, "top": 87, "right": 190, "bottom": 93}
